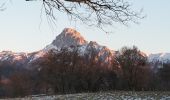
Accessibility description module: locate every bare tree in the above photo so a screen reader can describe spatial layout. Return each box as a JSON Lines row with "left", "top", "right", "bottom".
{"left": 0, "top": 1, "right": 6, "bottom": 11}
{"left": 158, "top": 63, "right": 170, "bottom": 90}
{"left": 116, "top": 46, "right": 149, "bottom": 90}
{"left": 26, "top": 0, "right": 144, "bottom": 32}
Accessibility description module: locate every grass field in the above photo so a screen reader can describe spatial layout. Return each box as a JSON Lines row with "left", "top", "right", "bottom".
{"left": 5, "top": 91, "right": 170, "bottom": 100}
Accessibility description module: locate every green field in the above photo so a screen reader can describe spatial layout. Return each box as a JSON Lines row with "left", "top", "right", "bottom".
{"left": 5, "top": 91, "right": 170, "bottom": 100}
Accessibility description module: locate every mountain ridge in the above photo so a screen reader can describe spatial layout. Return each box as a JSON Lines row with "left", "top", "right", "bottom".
{"left": 0, "top": 28, "right": 170, "bottom": 63}
{"left": 148, "top": 53, "right": 170, "bottom": 62}
{"left": 0, "top": 28, "right": 115, "bottom": 68}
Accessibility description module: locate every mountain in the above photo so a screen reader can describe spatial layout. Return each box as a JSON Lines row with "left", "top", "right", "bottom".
{"left": 148, "top": 53, "right": 170, "bottom": 63}
{"left": 45, "top": 28, "right": 115, "bottom": 67}
{"left": 52, "top": 28, "right": 88, "bottom": 48}
{"left": 46, "top": 28, "right": 114, "bottom": 59}
{"left": 44, "top": 28, "right": 88, "bottom": 51}
{"left": 1, "top": 28, "right": 170, "bottom": 68}
{"left": 0, "top": 28, "right": 115, "bottom": 68}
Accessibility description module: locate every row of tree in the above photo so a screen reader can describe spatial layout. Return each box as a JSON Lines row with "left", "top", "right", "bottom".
{"left": 0, "top": 46, "right": 170, "bottom": 98}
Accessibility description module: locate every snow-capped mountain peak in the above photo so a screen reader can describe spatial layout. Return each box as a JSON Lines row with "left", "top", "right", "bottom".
{"left": 51, "top": 28, "right": 88, "bottom": 49}
{"left": 148, "top": 53, "right": 170, "bottom": 62}
{"left": 43, "top": 28, "right": 115, "bottom": 67}
{"left": 0, "top": 28, "right": 115, "bottom": 66}
{"left": 5, "top": 27, "right": 170, "bottom": 70}
{"left": 61, "top": 28, "right": 81, "bottom": 37}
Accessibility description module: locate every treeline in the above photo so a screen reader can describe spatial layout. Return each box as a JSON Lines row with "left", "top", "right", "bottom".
{"left": 0, "top": 46, "right": 170, "bottom": 98}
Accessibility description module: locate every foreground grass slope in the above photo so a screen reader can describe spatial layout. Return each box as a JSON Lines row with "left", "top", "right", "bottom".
{"left": 6, "top": 91, "right": 170, "bottom": 100}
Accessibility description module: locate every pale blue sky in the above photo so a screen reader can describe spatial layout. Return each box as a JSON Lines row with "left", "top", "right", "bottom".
{"left": 0, "top": 0, "right": 170, "bottom": 54}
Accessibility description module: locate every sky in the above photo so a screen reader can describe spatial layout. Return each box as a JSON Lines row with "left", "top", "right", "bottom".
{"left": 0, "top": 0, "right": 170, "bottom": 54}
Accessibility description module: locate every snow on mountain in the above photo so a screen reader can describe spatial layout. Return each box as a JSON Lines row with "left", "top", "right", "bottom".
{"left": 44, "top": 28, "right": 115, "bottom": 66}
{"left": 44, "top": 44, "right": 59, "bottom": 51}
{"left": 0, "top": 50, "right": 48, "bottom": 67}
{"left": 1, "top": 27, "right": 170, "bottom": 67}
{"left": 0, "top": 28, "right": 115, "bottom": 67}
{"left": 148, "top": 53, "right": 170, "bottom": 62}
{"left": 27, "top": 51, "right": 46, "bottom": 63}
{"left": 51, "top": 28, "right": 88, "bottom": 49}
{"left": 0, "top": 51, "right": 27, "bottom": 62}
{"left": 78, "top": 41, "right": 114, "bottom": 62}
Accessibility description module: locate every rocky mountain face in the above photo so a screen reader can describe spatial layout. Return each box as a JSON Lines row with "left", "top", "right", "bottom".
{"left": 0, "top": 28, "right": 170, "bottom": 70}
{"left": 52, "top": 28, "right": 88, "bottom": 48}
{"left": 0, "top": 28, "right": 115, "bottom": 69}
{"left": 46, "top": 28, "right": 115, "bottom": 68}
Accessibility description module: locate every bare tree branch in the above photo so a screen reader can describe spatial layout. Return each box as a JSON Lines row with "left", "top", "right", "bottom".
{"left": 0, "top": 1, "right": 6, "bottom": 11}
{"left": 0, "top": 0, "right": 11, "bottom": 11}
{"left": 27, "top": 0, "right": 144, "bottom": 32}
